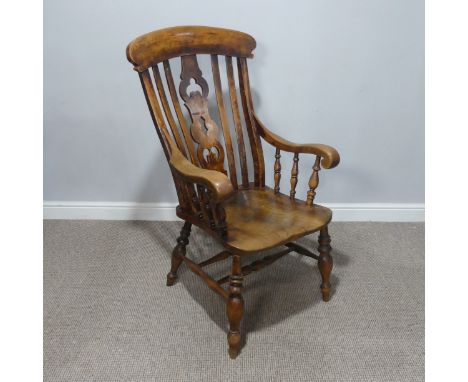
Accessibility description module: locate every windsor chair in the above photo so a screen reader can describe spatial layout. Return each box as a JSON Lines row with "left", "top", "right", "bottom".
{"left": 126, "top": 26, "right": 341, "bottom": 358}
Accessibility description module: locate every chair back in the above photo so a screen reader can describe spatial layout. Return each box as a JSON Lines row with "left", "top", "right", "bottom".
{"left": 127, "top": 26, "right": 265, "bottom": 190}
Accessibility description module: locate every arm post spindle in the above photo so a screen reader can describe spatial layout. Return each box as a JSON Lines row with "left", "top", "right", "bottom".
{"left": 290, "top": 153, "right": 299, "bottom": 199}
{"left": 306, "top": 156, "right": 321, "bottom": 206}
{"left": 274, "top": 148, "right": 281, "bottom": 194}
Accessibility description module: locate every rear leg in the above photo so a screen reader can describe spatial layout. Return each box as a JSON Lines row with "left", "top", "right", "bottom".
{"left": 318, "top": 225, "right": 333, "bottom": 301}
{"left": 166, "top": 221, "right": 192, "bottom": 286}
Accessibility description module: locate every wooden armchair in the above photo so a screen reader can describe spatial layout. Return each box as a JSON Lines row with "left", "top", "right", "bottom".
{"left": 126, "top": 26, "right": 340, "bottom": 358}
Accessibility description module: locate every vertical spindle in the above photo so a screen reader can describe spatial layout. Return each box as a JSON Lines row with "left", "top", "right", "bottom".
{"left": 306, "top": 156, "right": 321, "bottom": 206}
{"left": 226, "top": 56, "right": 249, "bottom": 187}
{"left": 203, "top": 188, "right": 216, "bottom": 230}
{"left": 274, "top": 148, "right": 281, "bottom": 194}
{"left": 290, "top": 153, "right": 299, "bottom": 199}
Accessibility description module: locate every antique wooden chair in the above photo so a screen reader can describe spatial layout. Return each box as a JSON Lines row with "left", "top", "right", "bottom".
{"left": 126, "top": 26, "right": 340, "bottom": 358}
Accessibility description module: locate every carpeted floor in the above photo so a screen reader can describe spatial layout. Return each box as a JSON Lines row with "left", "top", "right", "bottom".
{"left": 44, "top": 221, "right": 424, "bottom": 382}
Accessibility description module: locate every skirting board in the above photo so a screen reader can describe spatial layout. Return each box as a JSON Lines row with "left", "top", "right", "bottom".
{"left": 43, "top": 202, "right": 424, "bottom": 222}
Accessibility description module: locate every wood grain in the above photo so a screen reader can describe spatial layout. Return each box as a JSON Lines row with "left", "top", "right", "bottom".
{"left": 290, "top": 153, "right": 299, "bottom": 199}
{"left": 223, "top": 187, "right": 332, "bottom": 253}
{"left": 318, "top": 226, "right": 333, "bottom": 302}
{"left": 217, "top": 248, "right": 292, "bottom": 285}
{"left": 166, "top": 222, "right": 191, "bottom": 286}
{"left": 227, "top": 254, "right": 244, "bottom": 358}
{"left": 179, "top": 55, "right": 226, "bottom": 174}
{"left": 306, "top": 156, "right": 321, "bottom": 206}
{"left": 168, "top": 139, "right": 234, "bottom": 202}
{"left": 162, "top": 60, "right": 197, "bottom": 163}
{"left": 127, "top": 26, "right": 256, "bottom": 71}
{"left": 179, "top": 253, "right": 229, "bottom": 301}
{"left": 237, "top": 57, "right": 265, "bottom": 186}
{"left": 226, "top": 56, "right": 249, "bottom": 187}
{"left": 152, "top": 65, "right": 186, "bottom": 156}
{"left": 274, "top": 148, "right": 281, "bottom": 194}
{"left": 211, "top": 55, "right": 238, "bottom": 188}
{"left": 127, "top": 26, "right": 341, "bottom": 359}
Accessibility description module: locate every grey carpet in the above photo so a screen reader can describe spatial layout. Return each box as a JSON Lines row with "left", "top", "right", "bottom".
{"left": 44, "top": 221, "right": 424, "bottom": 382}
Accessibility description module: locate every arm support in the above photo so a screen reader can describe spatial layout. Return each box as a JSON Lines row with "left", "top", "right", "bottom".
{"left": 169, "top": 144, "right": 234, "bottom": 203}
{"left": 254, "top": 113, "right": 340, "bottom": 169}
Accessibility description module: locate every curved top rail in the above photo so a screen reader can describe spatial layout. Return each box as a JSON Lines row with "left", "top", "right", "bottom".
{"left": 126, "top": 26, "right": 256, "bottom": 72}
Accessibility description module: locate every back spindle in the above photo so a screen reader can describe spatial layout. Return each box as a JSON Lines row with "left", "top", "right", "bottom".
{"left": 306, "top": 156, "right": 321, "bottom": 206}
{"left": 211, "top": 55, "right": 238, "bottom": 189}
{"left": 152, "top": 65, "right": 187, "bottom": 157}
{"left": 202, "top": 187, "right": 216, "bottom": 230}
{"left": 226, "top": 56, "right": 249, "bottom": 188}
{"left": 290, "top": 153, "right": 299, "bottom": 199}
{"left": 162, "top": 60, "right": 197, "bottom": 164}
{"left": 274, "top": 148, "right": 281, "bottom": 194}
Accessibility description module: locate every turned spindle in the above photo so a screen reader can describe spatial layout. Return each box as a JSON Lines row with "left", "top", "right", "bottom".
{"left": 306, "top": 156, "right": 321, "bottom": 206}
{"left": 290, "top": 153, "right": 299, "bottom": 199}
{"left": 274, "top": 148, "right": 281, "bottom": 194}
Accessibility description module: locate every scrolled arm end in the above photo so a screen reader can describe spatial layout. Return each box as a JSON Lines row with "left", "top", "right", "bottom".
{"left": 169, "top": 146, "right": 234, "bottom": 203}
{"left": 313, "top": 144, "right": 340, "bottom": 169}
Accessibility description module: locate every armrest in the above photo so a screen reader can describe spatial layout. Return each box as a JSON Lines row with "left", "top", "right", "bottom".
{"left": 169, "top": 144, "right": 234, "bottom": 203}
{"left": 254, "top": 113, "right": 340, "bottom": 169}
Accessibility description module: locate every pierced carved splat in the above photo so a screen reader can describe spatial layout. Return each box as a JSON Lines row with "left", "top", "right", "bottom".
{"left": 179, "top": 55, "right": 226, "bottom": 174}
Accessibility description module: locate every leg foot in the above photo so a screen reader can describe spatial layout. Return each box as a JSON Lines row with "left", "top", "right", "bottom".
{"left": 166, "top": 256, "right": 182, "bottom": 286}
{"left": 166, "top": 222, "right": 191, "bottom": 286}
{"left": 228, "top": 334, "right": 241, "bottom": 359}
{"left": 318, "top": 225, "right": 333, "bottom": 301}
{"left": 227, "top": 254, "right": 244, "bottom": 359}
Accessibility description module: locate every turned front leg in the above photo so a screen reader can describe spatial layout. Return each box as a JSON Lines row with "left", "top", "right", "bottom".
{"left": 227, "top": 254, "right": 244, "bottom": 359}
{"left": 318, "top": 226, "right": 333, "bottom": 301}
{"left": 166, "top": 221, "right": 192, "bottom": 286}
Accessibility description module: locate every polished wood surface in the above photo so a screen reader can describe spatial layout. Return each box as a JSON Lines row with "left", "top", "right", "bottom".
{"left": 273, "top": 148, "right": 281, "bottom": 194}
{"left": 217, "top": 247, "right": 293, "bottom": 285}
{"left": 226, "top": 56, "right": 249, "bottom": 188}
{"left": 290, "top": 153, "right": 299, "bottom": 199}
{"left": 126, "top": 25, "right": 342, "bottom": 358}
{"left": 166, "top": 221, "right": 191, "bottom": 286}
{"left": 168, "top": 140, "right": 234, "bottom": 202}
{"left": 223, "top": 187, "right": 332, "bottom": 253}
{"left": 306, "top": 156, "right": 321, "bottom": 206}
{"left": 227, "top": 254, "right": 244, "bottom": 358}
{"left": 180, "top": 55, "right": 226, "bottom": 173}
{"left": 318, "top": 226, "right": 333, "bottom": 302}
{"left": 211, "top": 55, "right": 238, "bottom": 187}
{"left": 238, "top": 57, "right": 265, "bottom": 186}
{"left": 127, "top": 26, "right": 256, "bottom": 71}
